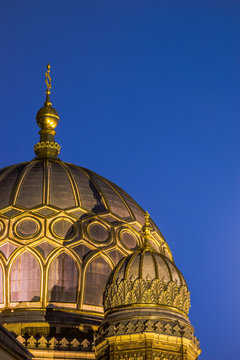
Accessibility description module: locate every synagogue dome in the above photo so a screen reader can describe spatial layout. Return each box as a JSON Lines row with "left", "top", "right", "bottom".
{"left": 0, "top": 66, "right": 172, "bottom": 337}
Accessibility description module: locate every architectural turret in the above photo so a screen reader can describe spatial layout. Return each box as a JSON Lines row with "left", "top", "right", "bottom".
{"left": 95, "top": 213, "right": 201, "bottom": 360}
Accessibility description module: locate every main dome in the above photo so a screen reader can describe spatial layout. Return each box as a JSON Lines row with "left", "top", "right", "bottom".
{"left": 0, "top": 158, "right": 172, "bottom": 335}
{"left": 0, "top": 65, "right": 171, "bottom": 339}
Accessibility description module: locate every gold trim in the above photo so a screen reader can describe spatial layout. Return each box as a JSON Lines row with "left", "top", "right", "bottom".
{"left": 105, "top": 301, "right": 189, "bottom": 318}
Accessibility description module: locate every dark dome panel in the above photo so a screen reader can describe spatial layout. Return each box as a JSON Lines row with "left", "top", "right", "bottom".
{"left": 16, "top": 162, "right": 44, "bottom": 208}
{"left": 85, "top": 170, "right": 132, "bottom": 219}
{"left": 112, "top": 183, "right": 146, "bottom": 224}
{"left": 49, "top": 162, "right": 76, "bottom": 208}
{"left": 0, "top": 164, "right": 26, "bottom": 209}
{"left": 67, "top": 165, "right": 106, "bottom": 212}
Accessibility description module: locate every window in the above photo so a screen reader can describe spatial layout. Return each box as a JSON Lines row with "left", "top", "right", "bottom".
{"left": 0, "top": 263, "right": 3, "bottom": 303}
{"left": 11, "top": 252, "right": 41, "bottom": 302}
{"left": 84, "top": 257, "right": 112, "bottom": 306}
{"left": 48, "top": 253, "right": 78, "bottom": 303}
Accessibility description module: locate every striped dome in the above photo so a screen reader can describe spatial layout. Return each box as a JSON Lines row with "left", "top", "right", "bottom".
{"left": 0, "top": 158, "right": 173, "bottom": 335}
{"left": 0, "top": 158, "right": 147, "bottom": 219}
{"left": 103, "top": 244, "right": 190, "bottom": 315}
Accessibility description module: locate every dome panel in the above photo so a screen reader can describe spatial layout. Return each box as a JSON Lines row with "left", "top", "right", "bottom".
{"left": 49, "top": 162, "right": 76, "bottom": 208}
{"left": 0, "top": 164, "right": 26, "bottom": 209}
{"left": 112, "top": 183, "right": 145, "bottom": 224}
{"left": 86, "top": 170, "right": 131, "bottom": 219}
{"left": 142, "top": 252, "right": 157, "bottom": 279}
{"left": 156, "top": 256, "right": 171, "bottom": 281}
{"left": 165, "top": 257, "right": 184, "bottom": 286}
{"left": 16, "top": 162, "right": 44, "bottom": 208}
{"left": 126, "top": 253, "right": 140, "bottom": 280}
{"left": 67, "top": 165, "right": 106, "bottom": 212}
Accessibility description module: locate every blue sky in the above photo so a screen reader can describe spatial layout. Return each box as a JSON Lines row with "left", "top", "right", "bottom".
{"left": 1, "top": 1, "right": 240, "bottom": 358}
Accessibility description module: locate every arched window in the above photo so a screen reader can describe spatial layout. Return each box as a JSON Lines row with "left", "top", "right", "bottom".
{"left": 48, "top": 253, "right": 78, "bottom": 303}
{"left": 0, "top": 263, "right": 3, "bottom": 303}
{"left": 11, "top": 252, "right": 41, "bottom": 302}
{"left": 84, "top": 256, "right": 112, "bottom": 306}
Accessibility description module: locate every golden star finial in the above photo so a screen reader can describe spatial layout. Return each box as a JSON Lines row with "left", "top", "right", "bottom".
{"left": 141, "top": 211, "right": 152, "bottom": 248}
{"left": 45, "top": 64, "right": 52, "bottom": 94}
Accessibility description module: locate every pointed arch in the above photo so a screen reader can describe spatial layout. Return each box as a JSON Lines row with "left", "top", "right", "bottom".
{"left": 83, "top": 255, "right": 113, "bottom": 306}
{"left": 47, "top": 252, "right": 79, "bottom": 303}
{"left": 10, "top": 251, "right": 41, "bottom": 302}
{"left": 0, "top": 259, "right": 4, "bottom": 303}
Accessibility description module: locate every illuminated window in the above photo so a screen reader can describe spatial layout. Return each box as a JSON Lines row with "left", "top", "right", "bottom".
{"left": 0, "top": 263, "right": 3, "bottom": 303}
{"left": 84, "top": 257, "right": 112, "bottom": 306}
{"left": 11, "top": 252, "right": 41, "bottom": 302}
{"left": 48, "top": 253, "right": 78, "bottom": 303}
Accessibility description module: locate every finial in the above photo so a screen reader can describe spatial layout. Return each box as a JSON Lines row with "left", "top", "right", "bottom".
{"left": 34, "top": 64, "right": 61, "bottom": 159}
{"left": 45, "top": 64, "right": 52, "bottom": 93}
{"left": 141, "top": 211, "right": 152, "bottom": 248}
{"left": 44, "top": 64, "right": 52, "bottom": 106}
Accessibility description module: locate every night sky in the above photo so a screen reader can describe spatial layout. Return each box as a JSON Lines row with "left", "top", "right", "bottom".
{"left": 1, "top": 1, "right": 240, "bottom": 359}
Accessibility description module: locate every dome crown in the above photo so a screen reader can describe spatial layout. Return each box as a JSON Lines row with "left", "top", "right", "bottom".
{"left": 34, "top": 64, "right": 60, "bottom": 159}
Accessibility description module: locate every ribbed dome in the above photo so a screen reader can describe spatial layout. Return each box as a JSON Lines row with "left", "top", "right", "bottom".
{"left": 103, "top": 243, "right": 190, "bottom": 315}
{"left": 0, "top": 159, "right": 160, "bottom": 223}
{"left": 0, "top": 157, "right": 173, "bottom": 335}
{"left": 0, "top": 65, "right": 173, "bottom": 339}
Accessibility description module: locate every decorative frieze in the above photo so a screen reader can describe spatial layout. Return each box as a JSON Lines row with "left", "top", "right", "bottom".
{"left": 96, "top": 319, "right": 199, "bottom": 347}
{"left": 104, "top": 278, "right": 190, "bottom": 315}
{"left": 16, "top": 335, "right": 92, "bottom": 351}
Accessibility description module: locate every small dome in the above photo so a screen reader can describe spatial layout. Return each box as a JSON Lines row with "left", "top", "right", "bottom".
{"left": 103, "top": 242, "right": 190, "bottom": 315}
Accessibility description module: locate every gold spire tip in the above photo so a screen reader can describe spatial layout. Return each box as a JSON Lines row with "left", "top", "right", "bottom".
{"left": 142, "top": 211, "right": 152, "bottom": 248}
{"left": 45, "top": 63, "right": 52, "bottom": 94}
{"left": 34, "top": 64, "right": 60, "bottom": 159}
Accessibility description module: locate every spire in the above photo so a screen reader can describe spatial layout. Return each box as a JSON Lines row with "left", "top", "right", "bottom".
{"left": 141, "top": 211, "right": 152, "bottom": 248}
{"left": 44, "top": 63, "right": 52, "bottom": 106}
{"left": 34, "top": 64, "right": 61, "bottom": 159}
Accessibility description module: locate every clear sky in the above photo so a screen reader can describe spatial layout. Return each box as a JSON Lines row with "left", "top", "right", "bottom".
{"left": 1, "top": 1, "right": 240, "bottom": 359}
